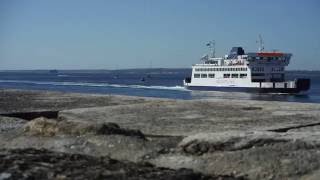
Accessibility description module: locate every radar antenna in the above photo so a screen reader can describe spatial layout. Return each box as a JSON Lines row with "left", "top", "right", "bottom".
{"left": 256, "top": 34, "right": 264, "bottom": 52}
{"left": 206, "top": 40, "right": 216, "bottom": 58}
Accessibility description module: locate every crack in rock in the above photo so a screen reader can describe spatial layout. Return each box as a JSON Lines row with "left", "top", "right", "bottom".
{"left": 179, "top": 131, "right": 289, "bottom": 155}
{"left": 268, "top": 122, "right": 320, "bottom": 133}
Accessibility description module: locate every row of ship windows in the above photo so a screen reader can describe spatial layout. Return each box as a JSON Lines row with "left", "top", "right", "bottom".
{"left": 194, "top": 73, "right": 247, "bottom": 79}
{"left": 251, "top": 67, "right": 264, "bottom": 72}
{"left": 251, "top": 67, "right": 284, "bottom": 72}
{"left": 272, "top": 67, "right": 285, "bottom": 72}
{"left": 248, "top": 57, "right": 287, "bottom": 61}
{"left": 195, "top": 68, "right": 248, "bottom": 72}
{"left": 251, "top": 73, "right": 284, "bottom": 77}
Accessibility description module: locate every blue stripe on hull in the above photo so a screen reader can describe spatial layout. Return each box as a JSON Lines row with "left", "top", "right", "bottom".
{"left": 185, "top": 86, "right": 300, "bottom": 94}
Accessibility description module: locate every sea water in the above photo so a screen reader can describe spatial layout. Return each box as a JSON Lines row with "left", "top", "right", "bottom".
{"left": 0, "top": 69, "right": 319, "bottom": 103}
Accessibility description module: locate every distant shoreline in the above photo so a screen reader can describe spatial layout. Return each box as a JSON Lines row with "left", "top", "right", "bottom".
{"left": 0, "top": 69, "right": 319, "bottom": 72}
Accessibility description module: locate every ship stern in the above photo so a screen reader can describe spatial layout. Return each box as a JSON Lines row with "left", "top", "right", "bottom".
{"left": 183, "top": 77, "right": 191, "bottom": 87}
{"left": 296, "top": 78, "right": 311, "bottom": 93}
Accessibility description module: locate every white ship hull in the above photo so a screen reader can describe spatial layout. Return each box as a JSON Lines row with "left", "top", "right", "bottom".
{"left": 184, "top": 79, "right": 310, "bottom": 94}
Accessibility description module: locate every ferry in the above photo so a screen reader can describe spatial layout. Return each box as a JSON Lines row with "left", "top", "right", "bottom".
{"left": 183, "top": 38, "right": 310, "bottom": 93}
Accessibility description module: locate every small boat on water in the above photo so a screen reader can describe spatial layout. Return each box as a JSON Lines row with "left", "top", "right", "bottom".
{"left": 49, "top": 69, "right": 58, "bottom": 74}
{"left": 184, "top": 38, "right": 310, "bottom": 93}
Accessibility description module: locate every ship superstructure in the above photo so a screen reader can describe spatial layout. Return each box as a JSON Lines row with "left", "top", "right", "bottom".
{"left": 184, "top": 40, "right": 310, "bottom": 93}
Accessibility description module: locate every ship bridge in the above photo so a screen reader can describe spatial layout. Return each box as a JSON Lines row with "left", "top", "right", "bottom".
{"left": 246, "top": 51, "right": 291, "bottom": 83}
{"left": 246, "top": 52, "right": 291, "bottom": 66}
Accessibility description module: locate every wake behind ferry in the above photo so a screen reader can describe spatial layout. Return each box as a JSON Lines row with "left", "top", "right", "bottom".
{"left": 184, "top": 38, "right": 310, "bottom": 93}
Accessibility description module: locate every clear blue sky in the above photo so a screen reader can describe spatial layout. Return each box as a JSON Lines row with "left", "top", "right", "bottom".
{"left": 1, "top": 0, "right": 319, "bottom": 70}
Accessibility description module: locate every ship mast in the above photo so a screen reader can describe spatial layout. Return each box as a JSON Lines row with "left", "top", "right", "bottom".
{"left": 257, "top": 34, "right": 264, "bottom": 52}
{"left": 206, "top": 40, "right": 216, "bottom": 58}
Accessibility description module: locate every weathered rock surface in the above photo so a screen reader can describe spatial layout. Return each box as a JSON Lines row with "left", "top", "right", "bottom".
{"left": 0, "top": 148, "right": 241, "bottom": 180}
{"left": 1, "top": 89, "right": 320, "bottom": 179}
{"left": 59, "top": 99, "right": 320, "bottom": 136}
{"left": 150, "top": 131, "right": 320, "bottom": 179}
{"left": 0, "top": 89, "right": 147, "bottom": 114}
{"left": 0, "top": 116, "right": 27, "bottom": 133}
{"left": 1, "top": 118, "right": 179, "bottom": 162}
{"left": 23, "top": 117, "right": 145, "bottom": 139}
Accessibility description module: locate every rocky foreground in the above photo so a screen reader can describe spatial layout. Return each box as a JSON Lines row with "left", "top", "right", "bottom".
{"left": 1, "top": 89, "right": 320, "bottom": 180}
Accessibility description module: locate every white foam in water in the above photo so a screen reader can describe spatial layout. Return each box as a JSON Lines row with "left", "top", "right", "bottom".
{"left": 57, "top": 74, "right": 69, "bottom": 77}
{"left": 0, "top": 80, "right": 189, "bottom": 92}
